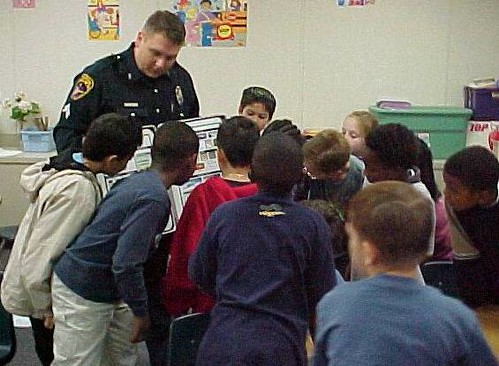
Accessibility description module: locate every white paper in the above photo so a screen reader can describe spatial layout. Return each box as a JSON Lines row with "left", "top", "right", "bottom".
{"left": 0, "top": 148, "right": 22, "bottom": 158}
{"left": 13, "top": 315, "right": 32, "bottom": 328}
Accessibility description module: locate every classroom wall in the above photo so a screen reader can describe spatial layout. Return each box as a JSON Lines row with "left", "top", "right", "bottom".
{"left": 0, "top": 0, "right": 498, "bottom": 131}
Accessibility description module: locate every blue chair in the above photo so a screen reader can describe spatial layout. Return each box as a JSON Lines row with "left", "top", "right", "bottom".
{"left": 421, "top": 261, "right": 460, "bottom": 299}
{"left": 0, "top": 274, "right": 16, "bottom": 365}
{"left": 167, "top": 312, "right": 210, "bottom": 366}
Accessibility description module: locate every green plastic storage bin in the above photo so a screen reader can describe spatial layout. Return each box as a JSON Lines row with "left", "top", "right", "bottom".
{"left": 368, "top": 106, "right": 472, "bottom": 159}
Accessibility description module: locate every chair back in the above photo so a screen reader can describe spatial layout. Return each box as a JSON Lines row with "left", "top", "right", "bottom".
{"left": 0, "top": 274, "right": 16, "bottom": 365}
{"left": 0, "top": 226, "right": 18, "bottom": 250}
{"left": 167, "top": 312, "right": 210, "bottom": 366}
{"left": 421, "top": 261, "right": 460, "bottom": 299}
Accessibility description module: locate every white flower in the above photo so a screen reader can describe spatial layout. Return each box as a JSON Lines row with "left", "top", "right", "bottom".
{"left": 2, "top": 91, "right": 41, "bottom": 123}
{"left": 14, "top": 92, "right": 25, "bottom": 103}
{"left": 18, "top": 100, "right": 31, "bottom": 113}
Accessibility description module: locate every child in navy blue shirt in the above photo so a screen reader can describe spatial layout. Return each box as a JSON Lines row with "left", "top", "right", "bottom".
{"left": 190, "top": 133, "right": 336, "bottom": 365}
{"left": 50, "top": 121, "right": 199, "bottom": 365}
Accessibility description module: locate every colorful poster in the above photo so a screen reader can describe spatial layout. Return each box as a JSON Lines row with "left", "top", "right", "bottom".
{"left": 337, "top": 0, "right": 375, "bottom": 7}
{"left": 87, "top": 0, "right": 120, "bottom": 41}
{"left": 12, "top": 0, "right": 35, "bottom": 8}
{"left": 168, "top": 0, "right": 247, "bottom": 47}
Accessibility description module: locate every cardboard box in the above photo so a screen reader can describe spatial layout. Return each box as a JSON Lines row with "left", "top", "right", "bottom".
{"left": 466, "top": 121, "right": 499, "bottom": 150}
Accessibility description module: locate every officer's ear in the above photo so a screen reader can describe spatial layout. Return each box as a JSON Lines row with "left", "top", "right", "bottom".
{"left": 135, "top": 30, "right": 146, "bottom": 44}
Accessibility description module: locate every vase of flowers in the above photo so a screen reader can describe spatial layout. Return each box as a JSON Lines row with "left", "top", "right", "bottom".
{"left": 1, "top": 91, "right": 42, "bottom": 133}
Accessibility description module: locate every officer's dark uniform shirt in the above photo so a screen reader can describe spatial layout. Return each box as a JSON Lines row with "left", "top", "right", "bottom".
{"left": 53, "top": 43, "right": 200, "bottom": 154}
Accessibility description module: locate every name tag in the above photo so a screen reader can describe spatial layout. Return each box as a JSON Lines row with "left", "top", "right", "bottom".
{"left": 123, "top": 102, "right": 139, "bottom": 108}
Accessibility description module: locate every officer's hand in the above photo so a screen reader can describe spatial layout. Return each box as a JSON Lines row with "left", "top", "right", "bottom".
{"left": 131, "top": 314, "right": 151, "bottom": 343}
{"left": 263, "top": 119, "right": 305, "bottom": 145}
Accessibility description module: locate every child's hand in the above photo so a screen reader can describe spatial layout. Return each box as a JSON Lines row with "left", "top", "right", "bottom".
{"left": 44, "top": 314, "right": 54, "bottom": 329}
{"left": 131, "top": 315, "right": 150, "bottom": 343}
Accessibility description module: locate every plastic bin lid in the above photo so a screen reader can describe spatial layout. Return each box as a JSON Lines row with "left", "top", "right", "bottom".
{"left": 369, "top": 105, "right": 472, "bottom": 116}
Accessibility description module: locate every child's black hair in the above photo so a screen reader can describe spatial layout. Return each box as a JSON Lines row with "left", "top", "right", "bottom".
{"left": 82, "top": 113, "right": 142, "bottom": 161}
{"left": 239, "top": 86, "right": 276, "bottom": 120}
{"left": 366, "top": 123, "right": 418, "bottom": 170}
{"left": 152, "top": 121, "right": 199, "bottom": 170}
{"left": 444, "top": 146, "right": 499, "bottom": 192}
{"left": 217, "top": 116, "right": 259, "bottom": 167}
{"left": 250, "top": 133, "right": 302, "bottom": 196}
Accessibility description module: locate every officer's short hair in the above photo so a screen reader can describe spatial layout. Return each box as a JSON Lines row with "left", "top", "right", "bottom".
{"left": 143, "top": 11, "right": 186, "bottom": 45}
{"left": 239, "top": 86, "right": 276, "bottom": 120}
{"left": 250, "top": 133, "right": 303, "bottom": 196}
{"left": 217, "top": 116, "right": 259, "bottom": 167}
{"left": 82, "top": 113, "right": 142, "bottom": 162}
{"left": 444, "top": 146, "right": 499, "bottom": 193}
{"left": 347, "top": 181, "right": 433, "bottom": 266}
{"left": 303, "top": 129, "right": 350, "bottom": 174}
{"left": 152, "top": 121, "right": 199, "bottom": 171}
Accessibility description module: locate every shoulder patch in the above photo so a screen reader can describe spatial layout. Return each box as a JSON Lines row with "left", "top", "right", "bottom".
{"left": 70, "top": 73, "right": 94, "bottom": 101}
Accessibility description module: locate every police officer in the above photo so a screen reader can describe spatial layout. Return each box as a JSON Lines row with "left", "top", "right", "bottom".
{"left": 54, "top": 10, "right": 200, "bottom": 155}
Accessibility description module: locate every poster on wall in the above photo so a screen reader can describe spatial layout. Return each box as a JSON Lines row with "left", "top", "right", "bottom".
{"left": 87, "top": 0, "right": 120, "bottom": 41}
{"left": 166, "top": 0, "right": 247, "bottom": 47}
{"left": 12, "top": 0, "right": 35, "bottom": 8}
{"left": 336, "top": 0, "right": 375, "bottom": 7}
